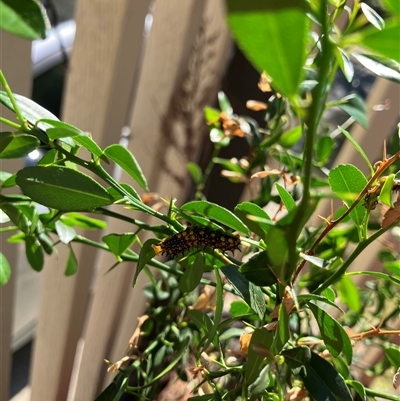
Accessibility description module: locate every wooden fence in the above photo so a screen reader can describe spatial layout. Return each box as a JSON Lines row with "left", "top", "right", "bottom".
{"left": 1, "top": 1, "right": 399, "bottom": 400}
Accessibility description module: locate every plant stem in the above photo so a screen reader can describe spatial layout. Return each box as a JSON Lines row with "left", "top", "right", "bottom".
{"left": 313, "top": 222, "right": 396, "bottom": 294}
{"left": 0, "top": 70, "right": 25, "bottom": 125}
{"left": 0, "top": 116, "right": 20, "bottom": 129}
{"left": 363, "top": 387, "right": 400, "bottom": 401}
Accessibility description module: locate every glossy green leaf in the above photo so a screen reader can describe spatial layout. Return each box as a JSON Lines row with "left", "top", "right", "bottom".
{"left": 234, "top": 201, "right": 271, "bottom": 239}
{"left": 279, "top": 126, "right": 302, "bottom": 148}
{"left": 203, "top": 106, "right": 220, "bottom": 125}
{"left": 353, "top": 53, "right": 400, "bottom": 83}
{"left": 102, "top": 233, "right": 136, "bottom": 258}
{"left": 132, "top": 239, "right": 158, "bottom": 287}
{"left": 271, "top": 304, "right": 290, "bottom": 354}
{"left": 0, "top": 252, "right": 11, "bottom": 285}
{"left": 0, "top": 133, "right": 40, "bottom": 159}
{"left": 245, "top": 328, "right": 273, "bottom": 385}
{"left": 328, "top": 164, "right": 367, "bottom": 227}
{"left": 379, "top": 173, "right": 395, "bottom": 208}
{"left": 221, "top": 264, "right": 265, "bottom": 319}
{"left": 282, "top": 345, "right": 311, "bottom": 375}
{"left": 239, "top": 251, "right": 278, "bottom": 287}
{"left": 179, "top": 253, "right": 204, "bottom": 293}
{"left": 218, "top": 91, "right": 233, "bottom": 116}
{"left": 65, "top": 247, "right": 78, "bottom": 276}
{"left": 229, "top": 300, "right": 252, "bottom": 317}
{"left": 37, "top": 149, "right": 58, "bottom": 166}
{"left": 226, "top": 0, "right": 310, "bottom": 98}
{"left": 335, "top": 47, "right": 354, "bottom": 82}
{"left": 308, "top": 302, "right": 352, "bottom": 364}
{"left": 74, "top": 135, "right": 105, "bottom": 159}
{"left": 55, "top": 220, "right": 76, "bottom": 244}
{"left": 0, "top": 91, "right": 59, "bottom": 127}
{"left": 60, "top": 213, "right": 107, "bottom": 230}
{"left": 1, "top": 174, "right": 16, "bottom": 188}
{"left": 346, "top": 380, "right": 366, "bottom": 401}
{"left": 358, "top": 19, "right": 400, "bottom": 62}
{"left": 315, "top": 136, "right": 334, "bottom": 165}
{"left": 337, "top": 127, "right": 374, "bottom": 175}
{"left": 275, "top": 183, "right": 296, "bottom": 212}
{"left": 0, "top": 203, "right": 31, "bottom": 234}
{"left": 345, "top": 270, "right": 400, "bottom": 285}
{"left": 298, "top": 294, "right": 344, "bottom": 313}
{"left": 360, "top": 2, "right": 385, "bottom": 30}
{"left": 383, "top": 260, "right": 400, "bottom": 276}
{"left": 187, "top": 162, "right": 203, "bottom": 185}
{"left": 25, "top": 235, "right": 44, "bottom": 271}
{"left": 338, "top": 94, "right": 368, "bottom": 129}
{"left": 187, "top": 309, "right": 215, "bottom": 345}
{"left": 336, "top": 276, "right": 360, "bottom": 312}
{"left": 383, "top": 345, "right": 400, "bottom": 369}
{"left": 381, "top": 0, "right": 400, "bottom": 15}
{"left": 94, "top": 381, "right": 119, "bottom": 401}
{"left": 265, "top": 226, "right": 288, "bottom": 276}
{"left": 0, "top": 209, "right": 10, "bottom": 223}
{"left": 107, "top": 183, "right": 141, "bottom": 202}
{"left": 16, "top": 166, "right": 114, "bottom": 211}
{"left": 0, "top": 0, "right": 48, "bottom": 40}
{"left": 300, "top": 352, "right": 352, "bottom": 401}
{"left": 248, "top": 364, "right": 270, "bottom": 396}
{"left": 181, "top": 200, "right": 250, "bottom": 235}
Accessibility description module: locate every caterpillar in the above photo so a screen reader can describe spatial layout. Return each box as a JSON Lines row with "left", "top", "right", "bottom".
{"left": 152, "top": 226, "right": 241, "bottom": 258}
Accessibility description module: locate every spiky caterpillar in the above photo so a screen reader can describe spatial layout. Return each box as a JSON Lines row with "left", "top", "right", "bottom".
{"left": 152, "top": 226, "right": 241, "bottom": 258}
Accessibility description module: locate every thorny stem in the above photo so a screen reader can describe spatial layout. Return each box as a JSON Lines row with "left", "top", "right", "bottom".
{"left": 292, "top": 149, "right": 400, "bottom": 285}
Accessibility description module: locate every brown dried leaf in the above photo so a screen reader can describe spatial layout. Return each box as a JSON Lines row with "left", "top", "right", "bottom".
{"left": 381, "top": 193, "right": 400, "bottom": 228}
{"left": 258, "top": 72, "right": 272, "bottom": 92}
{"left": 251, "top": 169, "right": 282, "bottom": 180}
{"left": 246, "top": 100, "right": 267, "bottom": 111}
{"left": 239, "top": 332, "right": 253, "bottom": 354}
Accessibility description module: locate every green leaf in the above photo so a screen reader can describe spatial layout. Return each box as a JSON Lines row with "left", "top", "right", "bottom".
{"left": 282, "top": 346, "right": 311, "bottom": 375}
{"left": 107, "top": 183, "right": 141, "bottom": 202}
{"left": 0, "top": 133, "right": 40, "bottom": 159}
{"left": 104, "top": 144, "right": 148, "bottom": 191}
{"left": 0, "top": 91, "right": 59, "bottom": 127}
{"left": 203, "top": 106, "right": 220, "bottom": 125}
{"left": 298, "top": 293, "right": 344, "bottom": 313}
{"left": 353, "top": 53, "right": 400, "bottom": 83}
{"left": 279, "top": 126, "right": 302, "bottom": 148}
{"left": 308, "top": 302, "right": 352, "bottom": 364}
{"left": 271, "top": 304, "right": 290, "bottom": 354}
{"left": 328, "top": 164, "right": 367, "bottom": 227}
{"left": 94, "top": 381, "right": 119, "bottom": 401}
{"left": 337, "top": 127, "right": 374, "bottom": 175}
{"left": 300, "top": 352, "right": 352, "bottom": 401}
{"left": 345, "top": 270, "right": 400, "bottom": 285}
{"left": 102, "top": 233, "right": 136, "bottom": 258}
{"left": 360, "top": 2, "right": 385, "bottom": 30}
{"left": 132, "top": 239, "right": 157, "bottom": 287}
{"left": 218, "top": 91, "right": 233, "bottom": 116}
{"left": 187, "top": 309, "right": 215, "bottom": 344}
{"left": 248, "top": 364, "right": 270, "bottom": 396}
{"left": 234, "top": 201, "right": 271, "bottom": 240}
{"left": 335, "top": 47, "right": 354, "bottom": 82}
{"left": 180, "top": 200, "right": 250, "bottom": 235}
{"left": 265, "top": 226, "right": 288, "bottom": 277}
{"left": 346, "top": 380, "right": 366, "bottom": 401}
{"left": 275, "top": 183, "right": 296, "bottom": 212}
{"left": 179, "top": 253, "right": 204, "bottom": 293}
{"left": 0, "top": 0, "right": 48, "bottom": 40}
{"left": 74, "top": 135, "right": 105, "bottom": 159}
{"left": 379, "top": 173, "right": 395, "bottom": 208}
{"left": 55, "top": 220, "right": 76, "bottom": 244}
{"left": 245, "top": 328, "right": 273, "bottom": 385}
{"left": 383, "top": 345, "right": 400, "bottom": 369}
{"left": 61, "top": 213, "right": 107, "bottom": 230}
{"left": 229, "top": 301, "right": 252, "bottom": 317}
{"left": 315, "top": 136, "right": 334, "bottom": 165}
{"left": 381, "top": 0, "right": 400, "bottom": 15}
{"left": 0, "top": 203, "right": 31, "bottom": 234}
{"left": 25, "top": 235, "right": 44, "bottom": 271}
{"left": 338, "top": 94, "right": 368, "bottom": 129}
{"left": 37, "top": 149, "right": 58, "bottom": 166}
{"left": 187, "top": 162, "right": 203, "bottom": 185}
{"left": 336, "top": 276, "right": 360, "bottom": 312}
{"left": 357, "top": 18, "right": 400, "bottom": 62}
{"left": 65, "top": 247, "right": 78, "bottom": 276}
{"left": 239, "top": 251, "right": 278, "bottom": 287}
{"left": 221, "top": 264, "right": 265, "bottom": 319}
{"left": 226, "top": 0, "right": 310, "bottom": 98}
{"left": 383, "top": 260, "right": 400, "bottom": 276}
{"left": 0, "top": 252, "right": 11, "bottom": 285}
{"left": 16, "top": 166, "right": 114, "bottom": 211}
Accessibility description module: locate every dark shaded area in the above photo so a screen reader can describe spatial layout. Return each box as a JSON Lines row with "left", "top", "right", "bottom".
{"left": 10, "top": 341, "right": 32, "bottom": 398}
